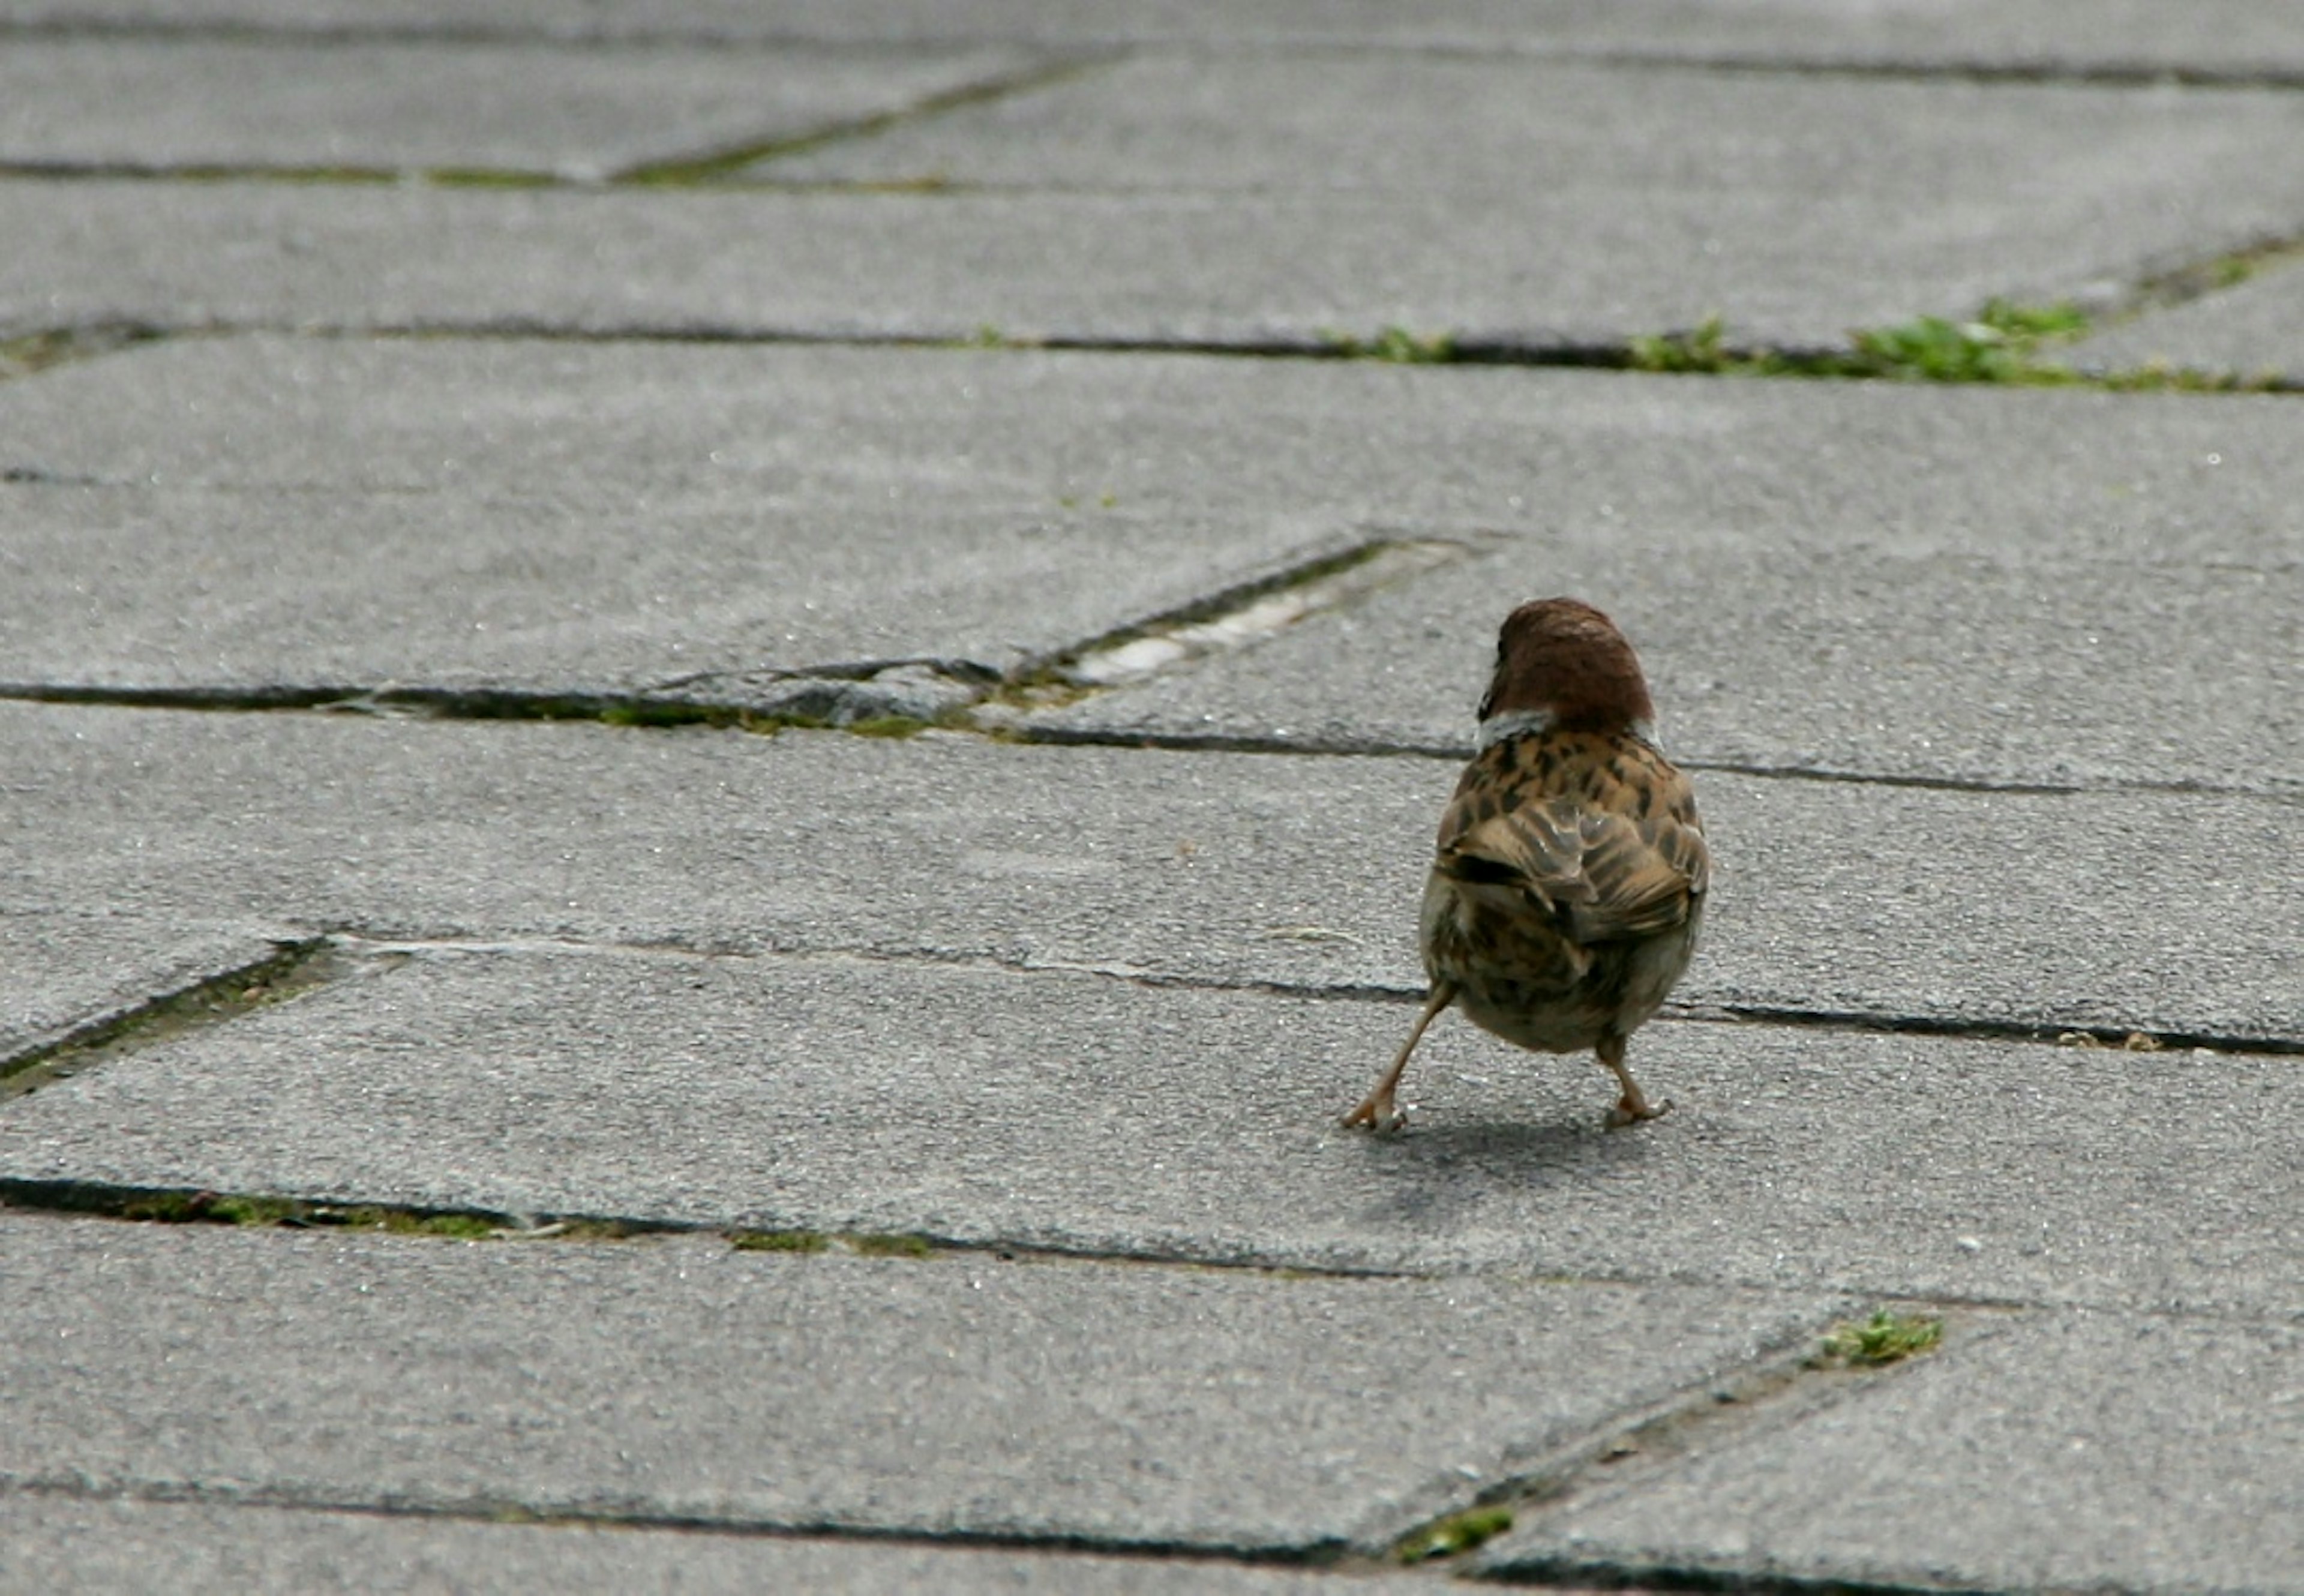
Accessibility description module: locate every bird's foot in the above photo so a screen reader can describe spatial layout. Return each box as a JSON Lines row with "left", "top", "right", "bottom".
{"left": 1605, "top": 1093, "right": 1673, "bottom": 1129}
{"left": 1341, "top": 1093, "right": 1408, "bottom": 1134}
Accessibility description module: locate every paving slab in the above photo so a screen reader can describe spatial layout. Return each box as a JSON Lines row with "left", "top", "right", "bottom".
{"left": 5, "top": 944, "right": 2296, "bottom": 1314}
{"left": 0, "top": 166, "right": 2294, "bottom": 353}
{"left": 5, "top": 343, "right": 2299, "bottom": 792}
{"left": 1033, "top": 535, "right": 2304, "bottom": 796}
{"left": 0, "top": 340, "right": 1378, "bottom": 692}
{"left": 0, "top": 38, "right": 1044, "bottom": 176}
{"left": 0, "top": 910, "right": 295, "bottom": 1066}
{"left": 0, "top": 481, "right": 1342, "bottom": 697}
{"left": 0, "top": 1494, "right": 1466, "bottom": 1596}
{"left": 0, "top": 177, "right": 2038, "bottom": 351}
{"left": 18, "top": 73, "right": 2304, "bottom": 345}
{"left": 760, "top": 53, "right": 2304, "bottom": 340}
{"left": 1481, "top": 1309, "right": 2304, "bottom": 1594}
{"left": 1, "top": 704, "right": 2297, "bottom": 1046}
{"left": 7, "top": 0, "right": 2302, "bottom": 77}
{"left": 2065, "top": 260, "right": 2304, "bottom": 385}
{"left": 8, "top": 76, "right": 2303, "bottom": 347}
{"left": 0, "top": 1211, "right": 1829, "bottom": 1553}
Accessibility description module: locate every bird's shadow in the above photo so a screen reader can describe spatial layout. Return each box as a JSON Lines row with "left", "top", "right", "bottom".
{"left": 1337, "top": 1109, "right": 1661, "bottom": 1231}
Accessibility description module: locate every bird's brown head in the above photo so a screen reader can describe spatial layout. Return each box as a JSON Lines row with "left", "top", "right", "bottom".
{"left": 1478, "top": 597, "right": 1655, "bottom": 734}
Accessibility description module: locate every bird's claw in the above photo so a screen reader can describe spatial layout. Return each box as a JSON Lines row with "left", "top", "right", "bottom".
{"left": 1341, "top": 1097, "right": 1408, "bottom": 1135}
{"left": 1605, "top": 1094, "right": 1673, "bottom": 1129}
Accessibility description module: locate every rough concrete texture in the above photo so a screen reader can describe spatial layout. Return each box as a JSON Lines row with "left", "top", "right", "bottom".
{"left": 3, "top": 344, "right": 2299, "bottom": 784}
{"left": 4, "top": 3, "right": 2299, "bottom": 1588}
{"left": 2, "top": 705, "right": 2297, "bottom": 1045}
{"left": 2066, "top": 257, "right": 2304, "bottom": 385}
{"left": 7, "top": 0, "right": 2304, "bottom": 75}
{"left": 1034, "top": 534, "right": 2304, "bottom": 795}
{"left": 0, "top": 177, "right": 2063, "bottom": 350}
{"left": 0, "top": 1494, "right": 1460, "bottom": 1596}
{"left": 1483, "top": 1309, "right": 2304, "bottom": 1593}
{"left": 0, "top": 40, "right": 1045, "bottom": 176}
{"left": 5, "top": 944, "right": 2295, "bottom": 1316}
{"left": 767, "top": 55, "right": 2304, "bottom": 343}
{"left": 0, "top": 341, "right": 1385, "bottom": 691}
{"left": 0, "top": 1212, "right": 1831, "bottom": 1553}
{"left": 0, "top": 911, "right": 294, "bottom": 1064}
{"left": 3, "top": 68, "right": 2301, "bottom": 346}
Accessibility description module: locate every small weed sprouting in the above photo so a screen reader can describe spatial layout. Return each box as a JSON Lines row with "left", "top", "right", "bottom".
{"left": 1397, "top": 1503, "right": 1514, "bottom": 1562}
{"left": 1627, "top": 315, "right": 1752, "bottom": 374}
{"left": 335, "top": 1207, "right": 499, "bottom": 1240}
{"left": 1323, "top": 326, "right": 1457, "bottom": 364}
{"left": 1844, "top": 300, "right": 2087, "bottom": 385}
{"left": 844, "top": 1232, "right": 934, "bottom": 1258}
{"left": 117, "top": 1190, "right": 298, "bottom": 1226}
{"left": 1816, "top": 1310, "right": 1944, "bottom": 1367}
{"left": 1613, "top": 299, "right": 2275, "bottom": 389}
{"left": 730, "top": 1229, "right": 833, "bottom": 1253}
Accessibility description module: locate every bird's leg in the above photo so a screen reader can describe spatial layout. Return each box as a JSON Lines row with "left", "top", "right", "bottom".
{"left": 1342, "top": 980, "right": 1459, "bottom": 1132}
{"left": 1597, "top": 1032, "right": 1671, "bottom": 1128}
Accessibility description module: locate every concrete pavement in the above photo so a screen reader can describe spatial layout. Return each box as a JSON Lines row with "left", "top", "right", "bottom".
{"left": 2, "top": 4, "right": 2299, "bottom": 1592}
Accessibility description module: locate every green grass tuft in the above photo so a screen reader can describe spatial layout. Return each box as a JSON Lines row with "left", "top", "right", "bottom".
{"left": 844, "top": 1232, "right": 933, "bottom": 1258}
{"left": 1818, "top": 1310, "right": 1945, "bottom": 1367}
{"left": 1397, "top": 1504, "right": 1514, "bottom": 1562}
{"left": 731, "top": 1229, "right": 833, "bottom": 1253}
{"left": 1323, "top": 326, "right": 1457, "bottom": 363}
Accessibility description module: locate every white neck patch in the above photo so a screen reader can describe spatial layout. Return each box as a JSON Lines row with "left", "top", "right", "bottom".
{"left": 1476, "top": 710, "right": 1660, "bottom": 753}
{"left": 1475, "top": 708, "right": 1552, "bottom": 751}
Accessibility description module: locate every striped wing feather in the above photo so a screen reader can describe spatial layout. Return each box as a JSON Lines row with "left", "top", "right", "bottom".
{"left": 1435, "top": 745, "right": 1708, "bottom": 946}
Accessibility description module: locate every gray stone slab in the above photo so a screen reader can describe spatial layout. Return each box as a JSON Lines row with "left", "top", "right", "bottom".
{"left": 4, "top": 944, "right": 2296, "bottom": 1314}
{"left": 0, "top": 39, "right": 1040, "bottom": 176}
{"left": 2065, "top": 260, "right": 2304, "bottom": 385}
{"left": 0, "top": 340, "right": 1369, "bottom": 691}
{"left": 0, "top": 178, "right": 2019, "bottom": 350}
{"left": 5, "top": 343, "right": 2299, "bottom": 788}
{"left": 0, "top": 1211, "right": 1828, "bottom": 1552}
{"left": 0, "top": 910, "right": 292, "bottom": 1066}
{"left": 7, "top": 0, "right": 2301, "bottom": 77}
{"left": 1, "top": 704, "right": 2296, "bottom": 1046}
{"left": 7, "top": 83, "right": 2302, "bottom": 347}
{"left": 0, "top": 1495, "right": 1461, "bottom": 1595}
{"left": 0, "top": 482, "right": 1339, "bottom": 697}
{"left": 762, "top": 55, "right": 2304, "bottom": 343}
{"left": 1035, "top": 534, "right": 2304, "bottom": 797}
{"left": 1482, "top": 1309, "right": 2304, "bottom": 1594}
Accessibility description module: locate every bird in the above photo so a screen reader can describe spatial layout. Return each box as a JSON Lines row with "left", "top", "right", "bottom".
{"left": 1342, "top": 597, "right": 1709, "bottom": 1132}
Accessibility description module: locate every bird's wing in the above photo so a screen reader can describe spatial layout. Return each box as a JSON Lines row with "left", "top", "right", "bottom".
{"left": 1439, "top": 785, "right": 1706, "bottom": 946}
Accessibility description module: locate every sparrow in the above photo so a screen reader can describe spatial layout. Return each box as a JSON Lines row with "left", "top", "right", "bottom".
{"left": 1343, "top": 597, "right": 1709, "bottom": 1132}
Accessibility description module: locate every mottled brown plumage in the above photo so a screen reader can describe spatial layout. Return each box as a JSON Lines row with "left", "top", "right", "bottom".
{"left": 1343, "top": 598, "right": 1709, "bottom": 1132}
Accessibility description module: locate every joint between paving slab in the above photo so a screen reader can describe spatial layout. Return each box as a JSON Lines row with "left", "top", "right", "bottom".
{"left": 7, "top": 305, "right": 2296, "bottom": 400}
{"left": 1, "top": 937, "right": 331, "bottom": 1099}
{"left": 1552, "top": 45, "right": 2304, "bottom": 94}
{"left": 0, "top": 1474, "right": 1362, "bottom": 1574}
{"left": 1706, "top": 1003, "right": 2304, "bottom": 1060}
{"left": 616, "top": 53, "right": 1117, "bottom": 185}
{"left": 1391, "top": 1303, "right": 1964, "bottom": 1576}
{"left": 1012, "top": 724, "right": 2304, "bottom": 805}
{"left": 0, "top": 1172, "right": 1448, "bottom": 1292}
{"left": 997, "top": 531, "right": 1481, "bottom": 705}
{"left": 0, "top": 320, "right": 167, "bottom": 382}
